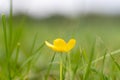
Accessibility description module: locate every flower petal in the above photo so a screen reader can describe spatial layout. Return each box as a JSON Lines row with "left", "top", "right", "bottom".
{"left": 45, "top": 41, "right": 54, "bottom": 49}
{"left": 45, "top": 41, "right": 59, "bottom": 51}
{"left": 66, "top": 39, "right": 76, "bottom": 52}
{"left": 53, "top": 38, "right": 67, "bottom": 51}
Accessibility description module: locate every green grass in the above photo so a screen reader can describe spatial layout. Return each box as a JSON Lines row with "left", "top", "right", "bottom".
{"left": 0, "top": 1, "right": 120, "bottom": 79}
{"left": 0, "top": 15, "right": 120, "bottom": 80}
{"left": 0, "top": 14, "right": 120, "bottom": 80}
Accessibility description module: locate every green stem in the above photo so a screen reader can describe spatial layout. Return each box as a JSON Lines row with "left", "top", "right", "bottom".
{"left": 67, "top": 53, "right": 72, "bottom": 80}
{"left": 60, "top": 56, "right": 63, "bottom": 80}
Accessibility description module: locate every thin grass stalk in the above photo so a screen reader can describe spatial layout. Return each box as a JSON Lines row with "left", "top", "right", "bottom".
{"left": 2, "top": 15, "right": 8, "bottom": 58}
{"left": 11, "top": 28, "right": 22, "bottom": 53}
{"left": 62, "top": 54, "right": 67, "bottom": 80}
{"left": 79, "top": 49, "right": 120, "bottom": 71}
{"left": 15, "top": 43, "right": 20, "bottom": 71}
{"left": 92, "top": 49, "right": 120, "bottom": 64}
{"left": 12, "top": 43, "right": 21, "bottom": 79}
{"left": 84, "top": 41, "right": 95, "bottom": 80}
{"left": 45, "top": 52, "right": 56, "bottom": 80}
{"left": 2, "top": 14, "right": 12, "bottom": 80}
{"left": 12, "top": 43, "right": 44, "bottom": 80}
{"left": 20, "top": 43, "right": 44, "bottom": 70}
{"left": 26, "top": 33, "right": 38, "bottom": 74}
{"left": 72, "top": 49, "right": 82, "bottom": 80}
{"left": 30, "top": 33, "right": 38, "bottom": 54}
{"left": 67, "top": 53, "right": 73, "bottom": 80}
{"left": 110, "top": 53, "right": 120, "bottom": 70}
{"left": 82, "top": 49, "right": 88, "bottom": 63}
{"left": 9, "top": 0, "right": 13, "bottom": 49}
{"left": 11, "top": 16, "right": 24, "bottom": 53}
{"left": 60, "top": 55, "right": 63, "bottom": 80}
{"left": 101, "top": 50, "right": 107, "bottom": 80}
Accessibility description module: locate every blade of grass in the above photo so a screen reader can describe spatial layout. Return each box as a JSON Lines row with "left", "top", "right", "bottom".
{"left": 16, "top": 43, "right": 44, "bottom": 79}
{"left": 67, "top": 52, "right": 73, "bottom": 80}
{"left": 20, "top": 43, "right": 44, "bottom": 78}
{"left": 92, "top": 49, "right": 120, "bottom": 64}
{"left": 45, "top": 52, "right": 56, "bottom": 80}
{"left": 78, "top": 49, "right": 120, "bottom": 78}
{"left": 101, "top": 50, "right": 107, "bottom": 80}
{"left": 26, "top": 33, "right": 38, "bottom": 73}
{"left": 2, "top": 14, "right": 8, "bottom": 57}
{"left": 72, "top": 50, "right": 81, "bottom": 80}
{"left": 15, "top": 43, "right": 20, "bottom": 72}
{"left": 20, "top": 43, "right": 44, "bottom": 69}
{"left": 110, "top": 53, "right": 120, "bottom": 70}
{"left": 82, "top": 49, "right": 88, "bottom": 63}
{"left": 12, "top": 42, "right": 21, "bottom": 79}
{"left": 91, "top": 67, "right": 99, "bottom": 74}
{"left": 62, "top": 54, "right": 67, "bottom": 80}
{"left": 72, "top": 47, "right": 86, "bottom": 80}
{"left": 2, "top": 14, "right": 12, "bottom": 80}
{"left": 30, "top": 33, "right": 38, "bottom": 54}
{"left": 72, "top": 62, "right": 79, "bottom": 80}
{"left": 11, "top": 27, "right": 23, "bottom": 53}
{"left": 11, "top": 16, "right": 25, "bottom": 53}
{"left": 84, "top": 41, "right": 95, "bottom": 80}
{"left": 9, "top": 0, "right": 13, "bottom": 49}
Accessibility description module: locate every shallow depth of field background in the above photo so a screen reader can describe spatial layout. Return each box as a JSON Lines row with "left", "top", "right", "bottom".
{"left": 0, "top": 0, "right": 120, "bottom": 80}
{"left": 1, "top": 0, "right": 120, "bottom": 52}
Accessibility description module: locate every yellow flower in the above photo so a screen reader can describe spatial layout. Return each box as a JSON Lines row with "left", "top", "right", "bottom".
{"left": 45, "top": 38, "right": 76, "bottom": 52}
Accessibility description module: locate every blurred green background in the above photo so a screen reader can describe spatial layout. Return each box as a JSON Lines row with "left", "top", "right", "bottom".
{"left": 1, "top": 14, "right": 120, "bottom": 63}
{"left": 1, "top": 15, "right": 120, "bottom": 49}
{"left": 0, "top": 14, "right": 120, "bottom": 79}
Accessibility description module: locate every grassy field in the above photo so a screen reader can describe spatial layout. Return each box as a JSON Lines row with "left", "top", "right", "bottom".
{"left": 0, "top": 14, "right": 120, "bottom": 80}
